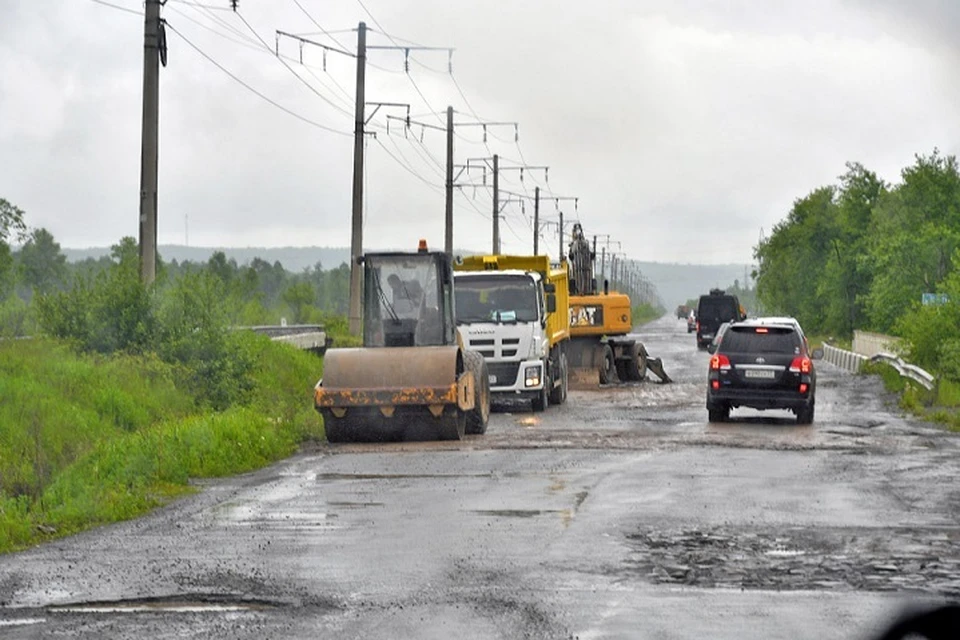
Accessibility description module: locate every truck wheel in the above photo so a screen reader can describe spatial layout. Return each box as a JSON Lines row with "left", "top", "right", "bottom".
{"left": 532, "top": 360, "right": 550, "bottom": 412}
{"left": 625, "top": 343, "right": 648, "bottom": 381}
{"left": 464, "top": 351, "right": 490, "bottom": 434}
{"left": 549, "top": 352, "right": 568, "bottom": 405}
{"left": 598, "top": 344, "right": 616, "bottom": 385}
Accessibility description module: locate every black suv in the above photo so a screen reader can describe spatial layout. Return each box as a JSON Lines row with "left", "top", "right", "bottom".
{"left": 706, "top": 320, "right": 822, "bottom": 424}
{"left": 696, "top": 289, "right": 746, "bottom": 349}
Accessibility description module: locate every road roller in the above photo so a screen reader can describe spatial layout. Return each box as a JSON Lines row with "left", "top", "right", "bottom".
{"left": 314, "top": 241, "right": 491, "bottom": 442}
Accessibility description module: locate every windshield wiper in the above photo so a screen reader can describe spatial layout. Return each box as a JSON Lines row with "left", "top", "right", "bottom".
{"left": 373, "top": 271, "right": 401, "bottom": 324}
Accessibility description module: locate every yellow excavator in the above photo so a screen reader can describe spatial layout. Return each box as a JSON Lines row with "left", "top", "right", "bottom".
{"left": 566, "top": 223, "right": 671, "bottom": 384}
{"left": 314, "top": 241, "right": 491, "bottom": 442}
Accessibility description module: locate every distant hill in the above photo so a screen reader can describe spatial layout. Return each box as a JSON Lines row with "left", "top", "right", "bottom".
{"left": 62, "top": 245, "right": 352, "bottom": 273}
{"left": 630, "top": 261, "right": 754, "bottom": 309}
{"left": 62, "top": 245, "right": 752, "bottom": 309}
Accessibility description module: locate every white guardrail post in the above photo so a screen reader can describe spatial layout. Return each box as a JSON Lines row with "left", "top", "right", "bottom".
{"left": 822, "top": 343, "right": 867, "bottom": 374}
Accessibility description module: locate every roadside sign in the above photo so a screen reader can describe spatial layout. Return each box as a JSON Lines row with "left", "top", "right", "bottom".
{"left": 922, "top": 293, "right": 949, "bottom": 306}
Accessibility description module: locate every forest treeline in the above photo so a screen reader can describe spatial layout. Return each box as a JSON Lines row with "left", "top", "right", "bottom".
{"left": 754, "top": 149, "right": 960, "bottom": 381}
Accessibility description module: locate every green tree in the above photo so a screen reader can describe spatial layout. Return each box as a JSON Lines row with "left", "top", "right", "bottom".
{"left": 18, "top": 227, "right": 68, "bottom": 295}
{"left": 754, "top": 186, "right": 837, "bottom": 333}
{"left": 0, "top": 198, "right": 27, "bottom": 298}
{"left": 865, "top": 150, "right": 960, "bottom": 331}
{"left": 819, "top": 163, "right": 885, "bottom": 335}
{"left": 281, "top": 280, "right": 315, "bottom": 324}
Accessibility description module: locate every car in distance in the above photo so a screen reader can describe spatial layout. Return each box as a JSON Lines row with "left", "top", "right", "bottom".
{"left": 686, "top": 309, "right": 697, "bottom": 333}
{"left": 706, "top": 319, "right": 823, "bottom": 424}
{"left": 696, "top": 288, "right": 746, "bottom": 349}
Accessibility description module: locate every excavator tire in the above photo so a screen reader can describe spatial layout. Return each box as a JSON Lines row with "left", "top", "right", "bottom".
{"left": 625, "top": 342, "right": 648, "bottom": 381}
{"left": 464, "top": 350, "right": 490, "bottom": 435}
{"left": 598, "top": 344, "right": 616, "bottom": 385}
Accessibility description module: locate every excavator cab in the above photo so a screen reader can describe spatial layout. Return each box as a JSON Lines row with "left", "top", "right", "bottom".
{"left": 315, "top": 242, "right": 490, "bottom": 443}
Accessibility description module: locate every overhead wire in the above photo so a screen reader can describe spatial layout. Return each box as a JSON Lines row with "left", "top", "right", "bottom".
{"left": 354, "top": 0, "right": 446, "bottom": 128}
{"left": 88, "top": 0, "right": 140, "bottom": 16}
{"left": 235, "top": 11, "right": 355, "bottom": 119}
{"left": 164, "top": 22, "right": 351, "bottom": 137}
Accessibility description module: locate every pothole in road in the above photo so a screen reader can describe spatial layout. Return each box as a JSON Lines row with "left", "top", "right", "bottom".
{"left": 624, "top": 526, "right": 960, "bottom": 596}
{"left": 46, "top": 593, "right": 285, "bottom": 614}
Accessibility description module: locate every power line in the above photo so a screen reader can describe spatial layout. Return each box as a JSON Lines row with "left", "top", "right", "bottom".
{"left": 373, "top": 137, "right": 444, "bottom": 193}
{"left": 236, "top": 12, "right": 354, "bottom": 118}
{"left": 164, "top": 22, "right": 351, "bottom": 136}
{"left": 354, "top": 0, "right": 448, "bottom": 127}
{"left": 167, "top": 0, "right": 233, "bottom": 10}
{"left": 89, "top": 0, "right": 141, "bottom": 16}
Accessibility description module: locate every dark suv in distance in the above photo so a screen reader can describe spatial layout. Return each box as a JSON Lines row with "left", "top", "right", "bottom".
{"left": 696, "top": 288, "right": 746, "bottom": 349}
{"left": 706, "top": 320, "right": 823, "bottom": 424}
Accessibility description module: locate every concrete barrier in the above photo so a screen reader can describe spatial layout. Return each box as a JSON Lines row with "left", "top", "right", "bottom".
{"left": 823, "top": 343, "right": 867, "bottom": 373}
{"left": 853, "top": 330, "right": 900, "bottom": 358}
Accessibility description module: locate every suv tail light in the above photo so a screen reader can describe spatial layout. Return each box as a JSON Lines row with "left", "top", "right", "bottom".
{"left": 710, "top": 354, "right": 731, "bottom": 371}
{"left": 789, "top": 356, "right": 811, "bottom": 374}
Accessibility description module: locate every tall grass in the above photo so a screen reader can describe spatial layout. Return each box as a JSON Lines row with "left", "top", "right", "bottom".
{"left": 0, "top": 334, "right": 324, "bottom": 553}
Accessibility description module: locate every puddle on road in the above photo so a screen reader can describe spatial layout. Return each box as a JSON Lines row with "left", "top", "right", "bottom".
{"left": 0, "top": 618, "right": 45, "bottom": 627}
{"left": 471, "top": 509, "right": 562, "bottom": 518}
{"left": 326, "top": 501, "right": 384, "bottom": 508}
{"left": 47, "top": 594, "right": 281, "bottom": 615}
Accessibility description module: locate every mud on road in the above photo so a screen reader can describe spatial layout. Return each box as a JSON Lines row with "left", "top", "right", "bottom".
{"left": 0, "top": 316, "right": 958, "bottom": 639}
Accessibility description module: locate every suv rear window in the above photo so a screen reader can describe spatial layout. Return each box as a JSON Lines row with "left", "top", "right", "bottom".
{"left": 720, "top": 326, "right": 800, "bottom": 354}
{"left": 698, "top": 297, "right": 738, "bottom": 323}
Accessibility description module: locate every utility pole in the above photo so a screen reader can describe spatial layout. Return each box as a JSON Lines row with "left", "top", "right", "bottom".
{"left": 558, "top": 211, "right": 564, "bottom": 262}
{"left": 492, "top": 153, "right": 499, "bottom": 254}
{"left": 533, "top": 186, "right": 540, "bottom": 255}
{"left": 347, "top": 22, "right": 367, "bottom": 336}
{"left": 600, "top": 246, "right": 606, "bottom": 282}
{"left": 444, "top": 105, "right": 454, "bottom": 256}
{"left": 139, "top": 0, "right": 163, "bottom": 285}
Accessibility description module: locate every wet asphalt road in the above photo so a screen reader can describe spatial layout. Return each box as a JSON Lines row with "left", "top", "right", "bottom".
{"left": 1, "top": 316, "right": 959, "bottom": 639}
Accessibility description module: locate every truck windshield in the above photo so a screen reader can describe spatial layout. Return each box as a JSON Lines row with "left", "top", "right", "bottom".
{"left": 455, "top": 275, "right": 539, "bottom": 324}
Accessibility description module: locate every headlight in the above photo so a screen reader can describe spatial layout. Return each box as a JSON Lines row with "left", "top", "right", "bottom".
{"left": 524, "top": 364, "right": 542, "bottom": 388}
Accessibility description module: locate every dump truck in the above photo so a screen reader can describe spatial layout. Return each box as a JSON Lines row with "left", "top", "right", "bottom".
{"left": 453, "top": 254, "right": 570, "bottom": 411}
{"left": 314, "top": 241, "right": 491, "bottom": 442}
{"left": 565, "top": 223, "right": 671, "bottom": 384}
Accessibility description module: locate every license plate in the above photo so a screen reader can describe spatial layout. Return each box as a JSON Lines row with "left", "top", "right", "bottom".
{"left": 489, "top": 375, "right": 497, "bottom": 384}
{"left": 744, "top": 369, "right": 775, "bottom": 379}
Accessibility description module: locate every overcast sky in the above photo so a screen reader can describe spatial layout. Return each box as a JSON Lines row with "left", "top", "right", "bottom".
{"left": 2, "top": 0, "right": 959, "bottom": 265}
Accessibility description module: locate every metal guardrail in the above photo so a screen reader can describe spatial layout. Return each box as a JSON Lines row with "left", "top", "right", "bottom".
{"left": 240, "top": 324, "right": 331, "bottom": 354}
{"left": 870, "top": 352, "right": 935, "bottom": 390}
{"left": 822, "top": 343, "right": 867, "bottom": 373}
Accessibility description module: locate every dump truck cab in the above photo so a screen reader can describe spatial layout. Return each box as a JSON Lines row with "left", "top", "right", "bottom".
{"left": 314, "top": 242, "right": 491, "bottom": 442}
{"left": 454, "top": 255, "right": 570, "bottom": 411}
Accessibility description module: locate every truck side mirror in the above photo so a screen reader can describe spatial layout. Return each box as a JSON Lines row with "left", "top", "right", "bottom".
{"left": 706, "top": 343, "right": 717, "bottom": 354}
{"left": 543, "top": 283, "right": 556, "bottom": 293}
{"left": 546, "top": 294, "right": 557, "bottom": 314}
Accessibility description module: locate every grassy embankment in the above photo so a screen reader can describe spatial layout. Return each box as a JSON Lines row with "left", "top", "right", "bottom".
{"left": 633, "top": 303, "right": 664, "bottom": 326}
{"left": 860, "top": 360, "right": 960, "bottom": 432}
{"left": 0, "top": 334, "right": 324, "bottom": 553}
